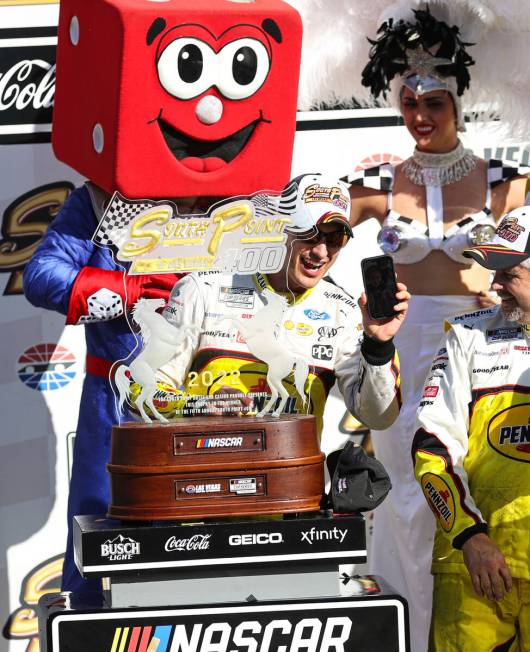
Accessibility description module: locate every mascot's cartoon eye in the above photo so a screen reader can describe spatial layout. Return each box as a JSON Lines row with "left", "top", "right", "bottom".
{"left": 217, "top": 38, "right": 270, "bottom": 100}
{"left": 157, "top": 37, "right": 216, "bottom": 100}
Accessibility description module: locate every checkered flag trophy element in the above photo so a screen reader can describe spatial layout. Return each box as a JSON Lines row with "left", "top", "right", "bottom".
{"left": 93, "top": 193, "right": 156, "bottom": 250}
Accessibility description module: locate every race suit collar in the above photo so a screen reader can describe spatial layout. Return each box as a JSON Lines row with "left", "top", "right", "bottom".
{"left": 253, "top": 272, "right": 315, "bottom": 305}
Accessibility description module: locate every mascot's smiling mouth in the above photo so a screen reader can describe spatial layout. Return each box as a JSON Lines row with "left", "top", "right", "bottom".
{"left": 157, "top": 115, "right": 265, "bottom": 172}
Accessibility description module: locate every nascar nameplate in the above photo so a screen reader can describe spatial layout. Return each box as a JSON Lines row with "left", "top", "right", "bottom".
{"left": 108, "top": 415, "right": 324, "bottom": 520}
{"left": 39, "top": 592, "right": 409, "bottom": 652}
{"left": 73, "top": 513, "right": 367, "bottom": 577}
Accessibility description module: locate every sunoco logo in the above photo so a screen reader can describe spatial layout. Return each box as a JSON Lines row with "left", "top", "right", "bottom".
{"left": 421, "top": 473, "right": 455, "bottom": 532}
{"left": 165, "top": 534, "right": 211, "bottom": 552}
{"left": 100, "top": 535, "right": 140, "bottom": 560}
{"left": 487, "top": 403, "right": 530, "bottom": 462}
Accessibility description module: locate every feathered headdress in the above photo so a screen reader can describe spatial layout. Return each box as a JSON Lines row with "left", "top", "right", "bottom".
{"left": 361, "top": 8, "right": 474, "bottom": 100}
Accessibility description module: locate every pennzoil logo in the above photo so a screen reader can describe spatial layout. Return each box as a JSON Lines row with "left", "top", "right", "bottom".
{"left": 0, "top": 182, "right": 74, "bottom": 295}
{"left": 487, "top": 403, "right": 530, "bottom": 462}
{"left": 3, "top": 554, "right": 63, "bottom": 652}
{"left": 421, "top": 473, "right": 455, "bottom": 532}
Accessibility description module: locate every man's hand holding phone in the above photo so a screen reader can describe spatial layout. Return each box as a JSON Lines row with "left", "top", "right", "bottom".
{"left": 360, "top": 255, "right": 410, "bottom": 342}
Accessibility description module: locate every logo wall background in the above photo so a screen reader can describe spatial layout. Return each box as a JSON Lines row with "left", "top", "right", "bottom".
{"left": 1, "top": 3, "right": 528, "bottom": 651}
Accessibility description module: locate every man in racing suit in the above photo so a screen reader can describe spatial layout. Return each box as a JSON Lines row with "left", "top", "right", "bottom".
{"left": 412, "top": 206, "right": 530, "bottom": 650}
{"left": 152, "top": 174, "right": 409, "bottom": 435}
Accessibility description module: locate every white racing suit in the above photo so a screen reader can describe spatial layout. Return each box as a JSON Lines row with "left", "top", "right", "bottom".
{"left": 156, "top": 271, "right": 401, "bottom": 434}
{"left": 412, "top": 306, "right": 530, "bottom": 651}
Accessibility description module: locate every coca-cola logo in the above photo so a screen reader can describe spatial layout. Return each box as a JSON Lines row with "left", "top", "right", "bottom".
{"left": 164, "top": 534, "right": 211, "bottom": 552}
{"left": 0, "top": 26, "right": 57, "bottom": 143}
{"left": 0, "top": 60, "right": 55, "bottom": 112}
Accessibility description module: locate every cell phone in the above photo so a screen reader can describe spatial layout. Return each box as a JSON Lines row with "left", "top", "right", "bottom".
{"left": 361, "top": 254, "right": 399, "bottom": 320}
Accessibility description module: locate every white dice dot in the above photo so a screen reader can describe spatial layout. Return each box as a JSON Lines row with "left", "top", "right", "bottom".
{"left": 69, "top": 16, "right": 80, "bottom": 45}
{"left": 195, "top": 95, "right": 223, "bottom": 125}
{"left": 92, "top": 123, "right": 104, "bottom": 153}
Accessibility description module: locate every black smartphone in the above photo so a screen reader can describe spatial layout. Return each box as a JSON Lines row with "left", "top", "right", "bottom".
{"left": 361, "top": 255, "right": 399, "bottom": 320}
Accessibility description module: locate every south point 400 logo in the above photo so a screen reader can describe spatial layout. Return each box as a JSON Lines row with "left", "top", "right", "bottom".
{"left": 101, "top": 535, "right": 141, "bottom": 561}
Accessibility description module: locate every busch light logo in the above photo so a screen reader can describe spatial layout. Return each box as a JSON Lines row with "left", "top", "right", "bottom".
{"left": 304, "top": 309, "right": 330, "bottom": 321}
{"left": 165, "top": 534, "right": 211, "bottom": 552}
{"left": 100, "top": 535, "right": 140, "bottom": 560}
{"left": 17, "top": 343, "right": 76, "bottom": 391}
{"left": 0, "top": 26, "right": 56, "bottom": 144}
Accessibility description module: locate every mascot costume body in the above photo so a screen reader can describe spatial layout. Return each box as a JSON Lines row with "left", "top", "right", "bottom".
{"left": 23, "top": 0, "right": 302, "bottom": 594}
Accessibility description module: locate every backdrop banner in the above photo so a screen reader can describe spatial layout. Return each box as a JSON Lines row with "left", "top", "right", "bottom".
{"left": 1, "top": 3, "right": 528, "bottom": 651}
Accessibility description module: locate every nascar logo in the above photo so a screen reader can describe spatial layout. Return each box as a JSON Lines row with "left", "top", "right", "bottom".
{"left": 196, "top": 437, "right": 243, "bottom": 449}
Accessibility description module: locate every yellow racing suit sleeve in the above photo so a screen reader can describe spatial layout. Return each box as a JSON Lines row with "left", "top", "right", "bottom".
{"left": 412, "top": 326, "right": 488, "bottom": 549}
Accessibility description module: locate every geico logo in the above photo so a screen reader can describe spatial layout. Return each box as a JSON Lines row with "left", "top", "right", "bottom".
{"left": 229, "top": 533, "right": 283, "bottom": 545}
{"left": 168, "top": 616, "right": 353, "bottom": 651}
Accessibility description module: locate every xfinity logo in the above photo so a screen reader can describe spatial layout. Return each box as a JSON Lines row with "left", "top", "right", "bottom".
{"left": 312, "top": 344, "right": 333, "bottom": 361}
{"left": 100, "top": 535, "right": 140, "bottom": 560}
{"left": 301, "top": 527, "right": 347, "bottom": 544}
{"left": 229, "top": 532, "right": 284, "bottom": 546}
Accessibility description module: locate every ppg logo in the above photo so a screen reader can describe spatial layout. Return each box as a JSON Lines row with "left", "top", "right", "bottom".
{"left": 312, "top": 344, "right": 333, "bottom": 361}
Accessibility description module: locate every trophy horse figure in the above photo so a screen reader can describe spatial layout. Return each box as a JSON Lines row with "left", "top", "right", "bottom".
{"left": 114, "top": 298, "right": 200, "bottom": 423}
{"left": 222, "top": 288, "right": 311, "bottom": 417}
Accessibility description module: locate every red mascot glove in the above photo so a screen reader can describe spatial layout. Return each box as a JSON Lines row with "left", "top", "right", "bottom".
{"left": 66, "top": 267, "right": 180, "bottom": 324}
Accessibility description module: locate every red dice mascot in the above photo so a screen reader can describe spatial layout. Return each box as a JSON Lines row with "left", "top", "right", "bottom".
{"left": 23, "top": 0, "right": 301, "bottom": 594}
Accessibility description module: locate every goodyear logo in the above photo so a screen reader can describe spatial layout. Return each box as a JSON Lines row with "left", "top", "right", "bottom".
{"left": 487, "top": 403, "right": 530, "bottom": 462}
{"left": 421, "top": 473, "right": 455, "bottom": 532}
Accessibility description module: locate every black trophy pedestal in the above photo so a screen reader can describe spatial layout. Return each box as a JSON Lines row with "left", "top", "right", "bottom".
{"left": 39, "top": 512, "right": 410, "bottom": 651}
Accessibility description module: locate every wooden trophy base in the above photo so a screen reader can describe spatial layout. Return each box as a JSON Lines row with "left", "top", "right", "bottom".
{"left": 107, "top": 414, "right": 324, "bottom": 521}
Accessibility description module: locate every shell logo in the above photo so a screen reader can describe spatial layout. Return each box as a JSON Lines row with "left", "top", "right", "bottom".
{"left": 354, "top": 153, "right": 403, "bottom": 171}
{"left": 487, "top": 403, "right": 530, "bottom": 462}
{"left": 421, "top": 473, "right": 455, "bottom": 532}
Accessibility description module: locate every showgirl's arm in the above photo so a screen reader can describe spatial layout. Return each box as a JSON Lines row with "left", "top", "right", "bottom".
{"left": 491, "top": 175, "right": 529, "bottom": 219}
{"left": 349, "top": 184, "right": 388, "bottom": 227}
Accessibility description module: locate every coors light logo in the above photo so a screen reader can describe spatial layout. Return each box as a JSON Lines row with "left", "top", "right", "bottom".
{"left": 0, "top": 26, "right": 57, "bottom": 144}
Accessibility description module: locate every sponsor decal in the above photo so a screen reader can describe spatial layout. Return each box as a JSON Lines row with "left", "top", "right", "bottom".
{"left": 203, "top": 329, "right": 233, "bottom": 339}
{"left": 228, "top": 532, "right": 283, "bottom": 546}
{"left": 302, "top": 183, "right": 349, "bottom": 212}
{"left": 317, "top": 326, "right": 343, "bottom": 341}
{"left": 165, "top": 534, "right": 211, "bottom": 552}
{"left": 486, "top": 327, "right": 523, "bottom": 343}
{"left": 218, "top": 286, "right": 255, "bottom": 308}
{"left": 296, "top": 322, "right": 313, "bottom": 336}
{"left": 514, "top": 345, "right": 530, "bottom": 353}
{"left": 284, "top": 320, "right": 294, "bottom": 330}
{"left": 323, "top": 290, "right": 356, "bottom": 308}
{"left": 185, "top": 483, "right": 222, "bottom": 495}
{"left": 312, "top": 344, "right": 333, "bottom": 361}
{"left": 475, "top": 346, "right": 510, "bottom": 357}
{"left": 423, "top": 386, "right": 439, "bottom": 398}
{"left": 17, "top": 343, "right": 76, "bottom": 390}
{"left": 436, "top": 347, "right": 447, "bottom": 356}
{"left": 304, "top": 309, "right": 330, "bottom": 321}
{"left": 205, "top": 311, "right": 226, "bottom": 319}
{"left": 0, "top": 26, "right": 56, "bottom": 144}
{"left": 301, "top": 527, "right": 347, "bottom": 545}
{"left": 101, "top": 535, "right": 141, "bottom": 561}
{"left": 472, "top": 365, "right": 509, "bottom": 374}
{"left": 3, "top": 554, "right": 63, "bottom": 652}
{"left": 196, "top": 437, "right": 244, "bottom": 449}
{"left": 497, "top": 216, "right": 525, "bottom": 243}
{"left": 230, "top": 478, "right": 257, "bottom": 494}
{"left": 421, "top": 474, "right": 455, "bottom": 532}
{"left": 452, "top": 308, "right": 496, "bottom": 323}
{"left": 0, "top": 182, "right": 74, "bottom": 295}
{"left": 430, "top": 363, "right": 447, "bottom": 372}
{"left": 419, "top": 400, "right": 434, "bottom": 407}
{"left": 487, "top": 403, "right": 530, "bottom": 461}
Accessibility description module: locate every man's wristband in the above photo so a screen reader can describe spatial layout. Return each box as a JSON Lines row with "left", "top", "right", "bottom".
{"left": 453, "top": 523, "right": 488, "bottom": 550}
{"left": 361, "top": 334, "right": 395, "bottom": 366}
